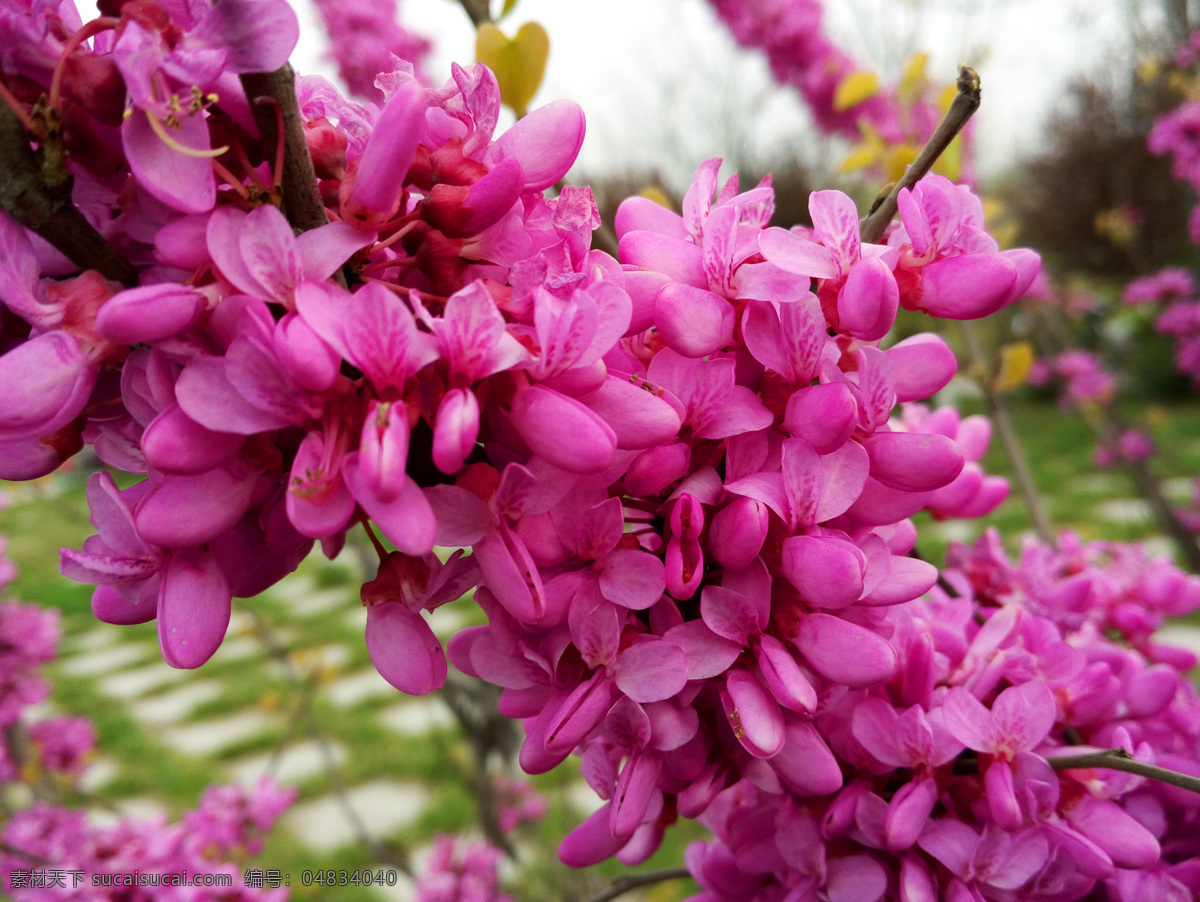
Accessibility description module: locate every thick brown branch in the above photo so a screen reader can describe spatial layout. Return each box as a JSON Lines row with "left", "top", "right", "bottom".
{"left": 240, "top": 66, "right": 328, "bottom": 233}
{"left": 860, "top": 66, "right": 981, "bottom": 244}
{"left": 583, "top": 867, "right": 693, "bottom": 902}
{"left": 1048, "top": 748, "right": 1200, "bottom": 795}
{"left": 0, "top": 103, "right": 137, "bottom": 286}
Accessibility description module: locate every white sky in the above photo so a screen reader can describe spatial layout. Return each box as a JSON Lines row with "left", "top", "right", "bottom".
{"left": 283, "top": 0, "right": 1150, "bottom": 190}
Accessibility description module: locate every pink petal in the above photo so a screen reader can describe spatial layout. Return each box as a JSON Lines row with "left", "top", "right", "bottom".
{"left": 494, "top": 99, "right": 585, "bottom": 192}
{"left": 917, "top": 253, "right": 1018, "bottom": 320}
{"left": 510, "top": 385, "right": 617, "bottom": 473}
{"left": 784, "top": 382, "right": 857, "bottom": 454}
{"left": 837, "top": 256, "right": 899, "bottom": 340}
{"left": 756, "top": 634, "right": 817, "bottom": 713}
{"left": 781, "top": 536, "right": 865, "bottom": 609}
{"left": 122, "top": 110, "right": 215, "bottom": 214}
{"left": 0, "top": 332, "right": 97, "bottom": 441}
{"left": 613, "top": 638, "right": 688, "bottom": 703}
{"left": 618, "top": 231, "right": 706, "bottom": 288}
{"left": 757, "top": 226, "right": 839, "bottom": 279}
{"left": 343, "top": 78, "right": 426, "bottom": 229}
{"left": 157, "top": 551, "right": 230, "bottom": 668}
{"left": 579, "top": 373, "right": 682, "bottom": 450}
{"left": 772, "top": 717, "right": 844, "bottom": 796}
{"left": 792, "top": 613, "right": 896, "bottom": 687}
{"left": 96, "top": 284, "right": 206, "bottom": 343}
{"left": 886, "top": 333, "right": 958, "bottom": 402}
{"left": 663, "top": 620, "right": 743, "bottom": 680}
{"left": 365, "top": 603, "right": 446, "bottom": 695}
{"left": 614, "top": 195, "right": 687, "bottom": 240}
{"left": 142, "top": 403, "right": 243, "bottom": 475}
{"left": 599, "top": 549, "right": 666, "bottom": 610}
{"left": 342, "top": 458, "right": 436, "bottom": 556}
{"left": 720, "top": 670, "right": 784, "bottom": 757}
{"left": 809, "top": 190, "right": 861, "bottom": 271}
{"left": 134, "top": 466, "right": 257, "bottom": 548}
{"left": 654, "top": 282, "right": 735, "bottom": 357}
{"left": 863, "top": 431, "right": 964, "bottom": 492}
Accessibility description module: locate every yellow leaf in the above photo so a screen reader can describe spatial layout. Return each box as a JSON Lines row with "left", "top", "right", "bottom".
{"left": 638, "top": 186, "right": 672, "bottom": 208}
{"left": 1137, "top": 59, "right": 1161, "bottom": 85}
{"left": 931, "top": 134, "right": 962, "bottom": 181}
{"left": 900, "top": 53, "right": 929, "bottom": 97}
{"left": 833, "top": 71, "right": 879, "bottom": 112}
{"left": 937, "top": 82, "right": 958, "bottom": 113}
{"left": 884, "top": 144, "right": 918, "bottom": 183}
{"left": 499, "top": 0, "right": 519, "bottom": 20}
{"left": 993, "top": 342, "right": 1035, "bottom": 394}
{"left": 839, "top": 143, "right": 881, "bottom": 173}
{"left": 476, "top": 21, "right": 549, "bottom": 117}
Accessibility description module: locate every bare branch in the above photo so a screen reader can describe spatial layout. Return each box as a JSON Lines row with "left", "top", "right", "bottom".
{"left": 1048, "top": 748, "right": 1200, "bottom": 795}
{"left": 860, "top": 66, "right": 981, "bottom": 244}
{"left": 0, "top": 103, "right": 137, "bottom": 286}
{"left": 583, "top": 867, "right": 693, "bottom": 902}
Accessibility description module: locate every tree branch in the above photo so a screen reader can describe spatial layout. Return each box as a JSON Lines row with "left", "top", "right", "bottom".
{"left": 959, "top": 320, "right": 1056, "bottom": 543}
{"left": 582, "top": 867, "right": 693, "bottom": 902}
{"left": 1048, "top": 748, "right": 1200, "bottom": 795}
{"left": 0, "top": 103, "right": 137, "bottom": 286}
{"left": 1029, "top": 307, "right": 1200, "bottom": 570}
{"left": 860, "top": 66, "right": 981, "bottom": 244}
{"left": 455, "top": 0, "right": 491, "bottom": 27}
{"left": 239, "top": 66, "right": 329, "bottom": 234}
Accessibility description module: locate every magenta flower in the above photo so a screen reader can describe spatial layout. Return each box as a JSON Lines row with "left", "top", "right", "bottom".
{"left": 943, "top": 680, "right": 1058, "bottom": 829}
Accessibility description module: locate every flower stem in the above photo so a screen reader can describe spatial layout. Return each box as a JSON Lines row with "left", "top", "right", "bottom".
{"left": 582, "top": 867, "right": 693, "bottom": 902}
{"left": 1048, "top": 747, "right": 1200, "bottom": 794}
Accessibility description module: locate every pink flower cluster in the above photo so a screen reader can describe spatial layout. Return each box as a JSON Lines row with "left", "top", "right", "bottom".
{"left": 704, "top": 0, "right": 905, "bottom": 140}
{"left": 1149, "top": 99, "right": 1200, "bottom": 244}
{"left": 1029, "top": 351, "right": 1118, "bottom": 408}
{"left": 683, "top": 529, "right": 1200, "bottom": 902}
{"left": 1094, "top": 428, "right": 1156, "bottom": 469}
{"left": 1156, "top": 297, "right": 1200, "bottom": 388}
{"left": 4, "top": 779, "right": 295, "bottom": 901}
{"left": 312, "top": 0, "right": 432, "bottom": 102}
{"left": 0, "top": 536, "right": 293, "bottom": 900}
{"left": 1122, "top": 268, "right": 1194, "bottom": 306}
{"left": 1118, "top": 267, "right": 1200, "bottom": 387}
{"left": 415, "top": 836, "right": 512, "bottom": 902}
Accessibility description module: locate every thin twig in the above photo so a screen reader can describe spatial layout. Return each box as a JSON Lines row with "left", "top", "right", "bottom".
{"left": 959, "top": 320, "right": 1056, "bottom": 543}
{"left": 1048, "top": 748, "right": 1200, "bottom": 795}
{"left": 440, "top": 675, "right": 520, "bottom": 860}
{"left": 907, "top": 547, "right": 959, "bottom": 597}
{"left": 455, "top": 0, "right": 491, "bottom": 27}
{"left": 582, "top": 867, "right": 693, "bottom": 902}
{"left": 1030, "top": 307, "right": 1200, "bottom": 571}
{"left": 239, "top": 602, "right": 412, "bottom": 875}
{"left": 0, "top": 102, "right": 137, "bottom": 286}
{"left": 860, "top": 66, "right": 981, "bottom": 244}
{"left": 239, "top": 66, "right": 329, "bottom": 234}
